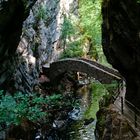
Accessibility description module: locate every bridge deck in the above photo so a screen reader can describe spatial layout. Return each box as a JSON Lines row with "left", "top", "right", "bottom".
{"left": 43, "top": 58, "right": 123, "bottom": 84}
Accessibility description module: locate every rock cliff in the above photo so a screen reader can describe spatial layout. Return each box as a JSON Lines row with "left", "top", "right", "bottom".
{"left": 0, "top": 0, "right": 78, "bottom": 93}
{"left": 0, "top": 0, "right": 36, "bottom": 88}
{"left": 102, "top": 0, "right": 140, "bottom": 107}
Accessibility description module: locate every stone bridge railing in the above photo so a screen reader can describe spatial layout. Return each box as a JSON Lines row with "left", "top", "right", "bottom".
{"left": 78, "top": 58, "right": 121, "bottom": 78}
{"left": 43, "top": 58, "right": 123, "bottom": 84}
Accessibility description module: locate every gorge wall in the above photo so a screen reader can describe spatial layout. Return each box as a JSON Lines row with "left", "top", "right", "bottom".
{"left": 0, "top": 0, "right": 78, "bottom": 93}
{"left": 102, "top": 0, "right": 140, "bottom": 107}
{"left": 1, "top": 0, "right": 140, "bottom": 108}
{"left": 0, "top": 0, "right": 36, "bottom": 89}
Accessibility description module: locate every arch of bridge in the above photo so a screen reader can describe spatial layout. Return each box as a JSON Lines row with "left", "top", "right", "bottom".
{"left": 43, "top": 58, "right": 122, "bottom": 84}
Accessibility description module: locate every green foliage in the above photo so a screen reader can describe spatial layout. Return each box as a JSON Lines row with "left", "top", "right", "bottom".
{"left": 78, "top": 0, "right": 102, "bottom": 59}
{"left": 0, "top": 91, "right": 62, "bottom": 126}
{"left": 60, "top": 16, "right": 84, "bottom": 58}
{"left": 84, "top": 82, "right": 108, "bottom": 119}
{"left": 79, "top": 0, "right": 102, "bottom": 43}
{"left": 61, "top": 16, "right": 76, "bottom": 40}
{"left": 60, "top": 0, "right": 110, "bottom": 65}
{"left": 84, "top": 80, "right": 118, "bottom": 119}
{"left": 36, "top": 5, "right": 47, "bottom": 20}
{"left": 0, "top": 90, "right": 80, "bottom": 127}
{"left": 60, "top": 40, "right": 84, "bottom": 58}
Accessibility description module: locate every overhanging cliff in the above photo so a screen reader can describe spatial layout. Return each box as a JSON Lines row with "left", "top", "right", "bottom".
{"left": 0, "top": 0, "right": 36, "bottom": 86}
{"left": 102, "top": 0, "right": 140, "bottom": 107}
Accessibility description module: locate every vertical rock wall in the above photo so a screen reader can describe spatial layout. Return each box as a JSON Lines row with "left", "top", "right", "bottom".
{"left": 13, "top": 0, "right": 79, "bottom": 93}
{"left": 0, "top": 0, "right": 36, "bottom": 89}
{"left": 102, "top": 0, "right": 140, "bottom": 107}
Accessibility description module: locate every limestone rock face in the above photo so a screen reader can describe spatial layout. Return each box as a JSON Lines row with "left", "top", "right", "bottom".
{"left": 102, "top": 0, "right": 140, "bottom": 107}
{"left": 0, "top": 0, "right": 36, "bottom": 87}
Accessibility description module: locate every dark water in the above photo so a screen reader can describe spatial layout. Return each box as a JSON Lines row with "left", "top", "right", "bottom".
{"left": 63, "top": 120, "right": 96, "bottom": 140}
{"left": 50, "top": 85, "right": 96, "bottom": 140}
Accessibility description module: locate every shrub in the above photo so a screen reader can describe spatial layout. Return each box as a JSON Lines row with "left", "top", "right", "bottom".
{"left": 0, "top": 90, "right": 62, "bottom": 127}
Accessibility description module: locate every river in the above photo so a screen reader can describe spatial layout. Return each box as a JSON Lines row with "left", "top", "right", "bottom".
{"left": 59, "top": 85, "right": 97, "bottom": 140}
{"left": 48, "top": 82, "right": 106, "bottom": 140}
{"left": 44, "top": 79, "right": 111, "bottom": 140}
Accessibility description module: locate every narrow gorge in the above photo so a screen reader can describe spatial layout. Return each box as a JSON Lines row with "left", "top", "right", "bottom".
{"left": 0, "top": 0, "right": 140, "bottom": 140}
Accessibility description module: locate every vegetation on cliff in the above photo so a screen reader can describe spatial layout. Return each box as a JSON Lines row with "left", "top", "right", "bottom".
{"left": 60, "top": 0, "right": 109, "bottom": 65}
{"left": 1, "top": 0, "right": 139, "bottom": 139}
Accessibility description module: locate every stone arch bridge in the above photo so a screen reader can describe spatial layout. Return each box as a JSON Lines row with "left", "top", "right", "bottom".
{"left": 43, "top": 58, "right": 122, "bottom": 84}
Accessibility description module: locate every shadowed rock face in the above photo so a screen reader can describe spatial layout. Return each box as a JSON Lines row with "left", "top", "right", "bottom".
{"left": 102, "top": 0, "right": 140, "bottom": 107}
{"left": 0, "top": 0, "right": 36, "bottom": 85}
{"left": 0, "top": 0, "right": 79, "bottom": 93}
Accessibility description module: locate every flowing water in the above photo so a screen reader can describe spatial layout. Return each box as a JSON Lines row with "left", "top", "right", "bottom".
{"left": 65, "top": 85, "right": 96, "bottom": 140}
{"left": 51, "top": 84, "right": 97, "bottom": 140}
{"left": 63, "top": 119, "right": 96, "bottom": 140}
{"left": 45, "top": 81, "right": 109, "bottom": 140}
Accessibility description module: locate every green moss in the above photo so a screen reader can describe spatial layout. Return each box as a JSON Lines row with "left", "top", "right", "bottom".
{"left": 84, "top": 80, "right": 119, "bottom": 119}
{"left": 84, "top": 82, "right": 108, "bottom": 119}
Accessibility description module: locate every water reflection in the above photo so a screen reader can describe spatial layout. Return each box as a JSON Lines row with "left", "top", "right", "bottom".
{"left": 65, "top": 120, "right": 96, "bottom": 140}
{"left": 45, "top": 82, "right": 101, "bottom": 140}
{"left": 59, "top": 85, "right": 96, "bottom": 140}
